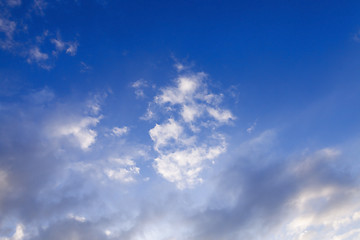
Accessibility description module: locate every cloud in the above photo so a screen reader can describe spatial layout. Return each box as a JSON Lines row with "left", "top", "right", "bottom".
{"left": 27, "top": 47, "right": 50, "bottom": 68}
{"left": 80, "top": 61, "right": 92, "bottom": 73}
{"left": 112, "top": 126, "right": 129, "bottom": 137}
{"left": 246, "top": 120, "right": 257, "bottom": 134}
{"left": 147, "top": 70, "right": 234, "bottom": 189}
{"left": 104, "top": 156, "right": 140, "bottom": 183}
{"left": 1, "top": 62, "right": 360, "bottom": 240}
{"left": 180, "top": 131, "right": 360, "bottom": 240}
{"left": 51, "top": 37, "right": 78, "bottom": 56}
{"left": 154, "top": 72, "right": 235, "bottom": 124}
{"left": 0, "top": 15, "right": 16, "bottom": 50}
{"left": 31, "top": 220, "right": 110, "bottom": 240}
{"left": 149, "top": 119, "right": 183, "bottom": 151}
{"left": 65, "top": 41, "right": 78, "bottom": 56}
{"left": 0, "top": 88, "right": 108, "bottom": 237}
{"left": 104, "top": 166, "right": 140, "bottom": 183}
{"left": 0, "top": 3, "right": 78, "bottom": 68}
{"left": 0, "top": 224, "right": 24, "bottom": 240}
{"left": 132, "top": 79, "right": 149, "bottom": 98}
{"left": 6, "top": 0, "right": 21, "bottom": 7}
{"left": 0, "top": 17, "right": 16, "bottom": 39}
{"left": 32, "top": 0, "right": 47, "bottom": 15}
{"left": 51, "top": 116, "right": 101, "bottom": 150}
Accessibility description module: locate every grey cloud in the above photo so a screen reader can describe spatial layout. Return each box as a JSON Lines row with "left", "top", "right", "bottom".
{"left": 32, "top": 220, "right": 110, "bottom": 240}
{"left": 185, "top": 144, "right": 359, "bottom": 240}
{"left": 0, "top": 89, "right": 104, "bottom": 237}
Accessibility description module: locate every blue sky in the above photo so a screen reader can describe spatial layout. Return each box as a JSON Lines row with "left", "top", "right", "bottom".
{"left": 1, "top": 0, "right": 360, "bottom": 239}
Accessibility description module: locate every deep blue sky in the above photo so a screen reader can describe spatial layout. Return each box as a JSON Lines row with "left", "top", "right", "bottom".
{"left": 1, "top": 0, "right": 360, "bottom": 239}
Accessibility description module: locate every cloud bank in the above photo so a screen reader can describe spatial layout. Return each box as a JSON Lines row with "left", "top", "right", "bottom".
{"left": 0, "top": 69, "right": 359, "bottom": 240}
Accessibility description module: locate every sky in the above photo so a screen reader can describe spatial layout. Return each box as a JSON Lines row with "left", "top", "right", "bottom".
{"left": 1, "top": 0, "right": 360, "bottom": 239}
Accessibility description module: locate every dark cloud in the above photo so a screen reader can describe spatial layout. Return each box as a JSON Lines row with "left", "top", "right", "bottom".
{"left": 185, "top": 147, "right": 359, "bottom": 240}
{"left": 0, "top": 89, "right": 102, "bottom": 237}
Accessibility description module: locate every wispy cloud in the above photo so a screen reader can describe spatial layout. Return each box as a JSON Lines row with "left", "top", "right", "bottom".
{"left": 131, "top": 79, "right": 149, "bottom": 98}
{"left": 80, "top": 61, "right": 92, "bottom": 73}
{"left": 0, "top": 17, "right": 16, "bottom": 39}
{"left": 6, "top": 0, "right": 21, "bottom": 7}
{"left": 112, "top": 126, "right": 129, "bottom": 137}
{"left": 0, "top": 16, "right": 16, "bottom": 50}
{"left": 0, "top": 3, "right": 78, "bottom": 69}
{"left": 32, "top": 0, "right": 47, "bottom": 15}
{"left": 246, "top": 120, "right": 257, "bottom": 134}
{"left": 51, "top": 35, "right": 78, "bottom": 56}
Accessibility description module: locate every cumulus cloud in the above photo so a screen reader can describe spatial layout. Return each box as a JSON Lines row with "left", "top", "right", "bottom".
{"left": 51, "top": 116, "right": 101, "bottom": 150}
{"left": 1, "top": 65, "right": 360, "bottom": 240}
{"left": 146, "top": 70, "right": 234, "bottom": 189}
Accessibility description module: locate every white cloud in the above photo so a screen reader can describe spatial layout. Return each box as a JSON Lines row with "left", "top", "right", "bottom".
{"left": 112, "top": 126, "right": 128, "bottom": 137}
{"left": 132, "top": 79, "right": 149, "bottom": 98}
{"left": 104, "top": 167, "right": 140, "bottom": 183}
{"left": 154, "top": 137, "right": 226, "bottom": 189}
{"left": 181, "top": 104, "right": 202, "bottom": 123}
{"left": 109, "top": 157, "right": 135, "bottom": 166}
{"left": 147, "top": 71, "right": 234, "bottom": 188}
{"left": 153, "top": 72, "right": 234, "bottom": 124}
{"left": 149, "top": 119, "right": 183, "bottom": 151}
{"left": 155, "top": 73, "right": 204, "bottom": 106}
{"left": 68, "top": 214, "right": 87, "bottom": 223}
{"left": 52, "top": 116, "right": 101, "bottom": 150}
{"left": 206, "top": 107, "right": 234, "bottom": 123}
{"left": 246, "top": 120, "right": 257, "bottom": 134}
{"left": 51, "top": 39, "right": 65, "bottom": 51}
{"left": 51, "top": 37, "right": 78, "bottom": 56}
{"left": 174, "top": 62, "right": 185, "bottom": 72}
{"left": 66, "top": 41, "right": 78, "bottom": 56}
{"left": 27, "top": 47, "right": 48, "bottom": 62}
{"left": 0, "top": 18, "right": 16, "bottom": 39}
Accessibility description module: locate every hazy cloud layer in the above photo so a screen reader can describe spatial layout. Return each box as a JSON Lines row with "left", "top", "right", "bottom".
{"left": 1, "top": 72, "right": 360, "bottom": 240}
